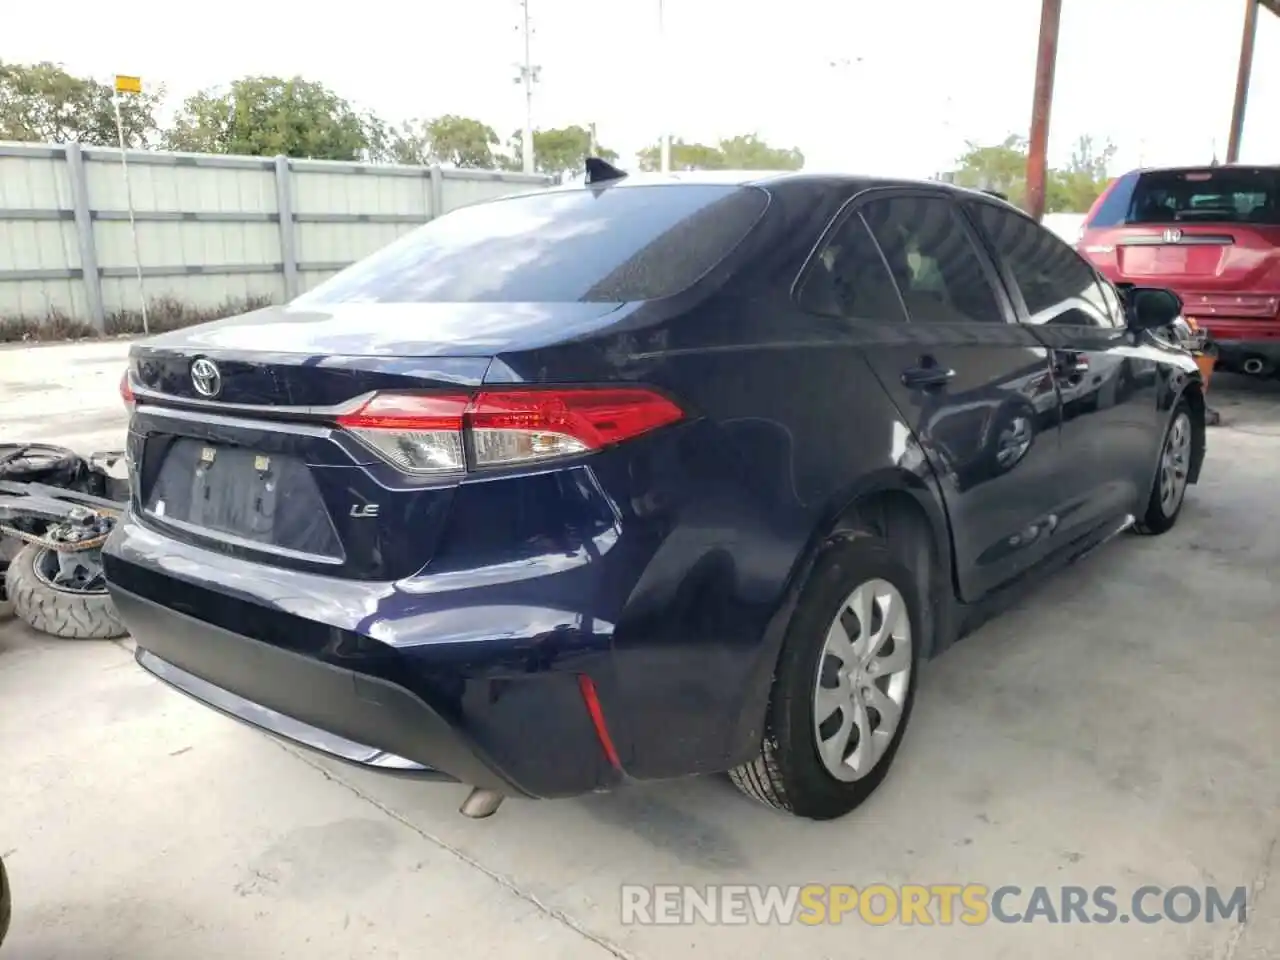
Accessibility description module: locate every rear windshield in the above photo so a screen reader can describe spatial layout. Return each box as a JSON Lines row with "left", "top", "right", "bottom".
{"left": 1124, "top": 168, "right": 1280, "bottom": 225}
{"left": 295, "top": 184, "right": 769, "bottom": 305}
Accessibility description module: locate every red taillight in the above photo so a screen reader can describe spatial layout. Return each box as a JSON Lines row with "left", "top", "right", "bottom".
{"left": 337, "top": 393, "right": 469, "bottom": 475}
{"left": 469, "top": 388, "right": 683, "bottom": 469}
{"left": 120, "top": 369, "right": 135, "bottom": 412}
{"left": 336, "top": 387, "right": 683, "bottom": 476}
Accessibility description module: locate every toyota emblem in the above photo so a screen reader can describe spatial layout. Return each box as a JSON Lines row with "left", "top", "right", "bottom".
{"left": 1162, "top": 227, "right": 1183, "bottom": 244}
{"left": 190, "top": 358, "right": 222, "bottom": 398}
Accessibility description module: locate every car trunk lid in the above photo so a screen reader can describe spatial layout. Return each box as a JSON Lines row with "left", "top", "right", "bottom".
{"left": 126, "top": 302, "right": 626, "bottom": 582}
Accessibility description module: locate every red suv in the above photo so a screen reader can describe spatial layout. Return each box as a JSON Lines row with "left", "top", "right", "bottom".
{"left": 1078, "top": 165, "right": 1280, "bottom": 376}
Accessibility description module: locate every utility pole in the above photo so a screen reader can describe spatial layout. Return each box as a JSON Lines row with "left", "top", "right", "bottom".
{"left": 1025, "top": 0, "right": 1063, "bottom": 222}
{"left": 1227, "top": 0, "right": 1260, "bottom": 164}
{"left": 658, "top": 0, "right": 670, "bottom": 172}
{"left": 515, "top": 0, "right": 540, "bottom": 174}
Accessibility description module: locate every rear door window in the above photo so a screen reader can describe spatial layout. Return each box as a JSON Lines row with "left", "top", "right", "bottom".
{"left": 861, "top": 195, "right": 1008, "bottom": 324}
{"left": 970, "top": 202, "right": 1115, "bottom": 328}
{"left": 296, "top": 184, "right": 769, "bottom": 304}
{"left": 1121, "top": 168, "right": 1280, "bottom": 226}
{"left": 796, "top": 211, "right": 908, "bottom": 323}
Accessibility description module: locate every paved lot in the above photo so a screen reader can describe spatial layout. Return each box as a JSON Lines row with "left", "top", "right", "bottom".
{"left": 2, "top": 341, "right": 1278, "bottom": 959}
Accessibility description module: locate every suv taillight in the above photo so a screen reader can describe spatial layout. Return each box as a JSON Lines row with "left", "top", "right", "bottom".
{"left": 336, "top": 387, "right": 684, "bottom": 476}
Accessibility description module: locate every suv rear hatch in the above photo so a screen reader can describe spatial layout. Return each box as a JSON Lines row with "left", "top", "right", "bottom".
{"left": 122, "top": 181, "right": 769, "bottom": 582}
{"left": 1079, "top": 166, "right": 1280, "bottom": 323}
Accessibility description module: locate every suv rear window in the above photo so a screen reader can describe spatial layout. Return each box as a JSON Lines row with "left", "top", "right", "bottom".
{"left": 1116, "top": 168, "right": 1280, "bottom": 226}
{"left": 296, "top": 184, "right": 769, "bottom": 304}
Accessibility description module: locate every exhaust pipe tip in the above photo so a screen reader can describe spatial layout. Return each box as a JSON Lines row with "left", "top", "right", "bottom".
{"left": 459, "top": 787, "right": 505, "bottom": 819}
{"left": 1242, "top": 357, "right": 1270, "bottom": 376}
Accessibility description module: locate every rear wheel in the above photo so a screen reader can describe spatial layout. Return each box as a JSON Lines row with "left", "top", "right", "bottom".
{"left": 730, "top": 536, "right": 921, "bottom": 820}
{"left": 1133, "top": 399, "right": 1192, "bottom": 535}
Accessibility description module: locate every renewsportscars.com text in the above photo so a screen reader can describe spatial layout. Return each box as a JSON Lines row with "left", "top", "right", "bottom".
{"left": 621, "top": 883, "right": 1248, "bottom": 926}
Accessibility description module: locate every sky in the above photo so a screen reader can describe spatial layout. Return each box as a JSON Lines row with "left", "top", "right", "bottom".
{"left": 6, "top": 0, "right": 1280, "bottom": 178}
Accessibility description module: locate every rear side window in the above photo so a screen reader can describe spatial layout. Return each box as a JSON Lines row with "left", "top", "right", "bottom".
{"left": 796, "top": 212, "right": 907, "bottom": 323}
{"left": 1087, "top": 172, "right": 1139, "bottom": 228}
{"left": 1105, "top": 168, "right": 1280, "bottom": 227}
{"left": 970, "top": 202, "right": 1114, "bottom": 328}
{"left": 862, "top": 196, "right": 1007, "bottom": 324}
{"left": 296, "top": 185, "right": 769, "bottom": 304}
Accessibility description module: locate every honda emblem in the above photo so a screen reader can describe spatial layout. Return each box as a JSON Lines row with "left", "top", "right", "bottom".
{"left": 1162, "top": 227, "right": 1183, "bottom": 244}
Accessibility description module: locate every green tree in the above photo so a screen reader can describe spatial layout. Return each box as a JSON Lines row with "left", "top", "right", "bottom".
{"left": 1046, "top": 134, "right": 1117, "bottom": 213}
{"left": 413, "top": 115, "right": 502, "bottom": 168}
{"left": 164, "top": 76, "right": 371, "bottom": 160}
{"left": 718, "top": 134, "right": 804, "bottom": 170}
{"left": 504, "top": 125, "right": 618, "bottom": 177}
{"left": 950, "top": 132, "right": 1118, "bottom": 214}
{"left": 0, "top": 60, "right": 162, "bottom": 147}
{"left": 636, "top": 138, "right": 727, "bottom": 171}
{"left": 372, "top": 118, "right": 428, "bottom": 165}
{"left": 952, "top": 134, "right": 1030, "bottom": 204}
{"left": 636, "top": 134, "right": 804, "bottom": 172}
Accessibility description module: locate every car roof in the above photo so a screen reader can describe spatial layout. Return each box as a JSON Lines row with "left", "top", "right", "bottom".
{"left": 545, "top": 168, "right": 997, "bottom": 199}
{"left": 1122, "top": 163, "right": 1280, "bottom": 177}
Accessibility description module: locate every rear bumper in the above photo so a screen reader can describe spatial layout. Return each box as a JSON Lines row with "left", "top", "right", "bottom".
{"left": 119, "top": 587, "right": 507, "bottom": 788}
{"left": 104, "top": 512, "right": 625, "bottom": 799}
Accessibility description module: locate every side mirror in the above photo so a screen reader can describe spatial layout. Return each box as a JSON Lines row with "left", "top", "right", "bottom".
{"left": 1125, "top": 286, "right": 1183, "bottom": 331}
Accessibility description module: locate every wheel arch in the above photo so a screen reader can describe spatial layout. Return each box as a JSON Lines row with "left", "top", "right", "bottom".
{"left": 724, "top": 467, "right": 958, "bottom": 768}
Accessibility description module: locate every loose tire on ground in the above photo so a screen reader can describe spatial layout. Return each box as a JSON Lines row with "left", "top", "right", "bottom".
{"left": 730, "top": 535, "right": 923, "bottom": 820}
{"left": 0, "top": 853, "right": 10, "bottom": 949}
{"left": 1132, "top": 397, "right": 1193, "bottom": 536}
{"left": 3, "top": 543, "right": 127, "bottom": 639}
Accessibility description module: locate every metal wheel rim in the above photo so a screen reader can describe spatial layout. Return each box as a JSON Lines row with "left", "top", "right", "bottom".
{"left": 31, "top": 547, "right": 108, "bottom": 595}
{"left": 1158, "top": 411, "right": 1191, "bottom": 517}
{"left": 812, "top": 577, "right": 913, "bottom": 782}
{"left": 996, "top": 416, "right": 1032, "bottom": 467}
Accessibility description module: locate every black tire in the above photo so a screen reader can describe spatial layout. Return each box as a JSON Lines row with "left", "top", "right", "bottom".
{"left": 0, "top": 536, "right": 19, "bottom": 620}
{"left": 1133, "top": 398, "right": 1193, "bottom": 536}
{"left": 0, "top": 854, "right": 10, "bottom": 950}
{"left": 0, "top": 443, "right": 82, "bottom": 485}
{"left": 3, "top": 543, "right": 127, "bottom": 639}
{"left": 730, "top": 535, "right": 922, "bottom": 820}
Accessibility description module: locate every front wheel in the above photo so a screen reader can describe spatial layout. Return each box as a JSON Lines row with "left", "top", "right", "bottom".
{"left": 730, "top": 536, "right": 922, "bottom": 820}
{"left": 1133, "top": 399, "right": 1193, "bottom": 535}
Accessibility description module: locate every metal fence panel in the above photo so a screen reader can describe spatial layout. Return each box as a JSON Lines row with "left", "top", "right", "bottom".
{"left": 0, "top": 141, "right": 552, "bottom": 329}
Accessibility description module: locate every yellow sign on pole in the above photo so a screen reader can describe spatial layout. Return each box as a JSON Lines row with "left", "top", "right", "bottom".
{"left": 114, "top": 75, "right": 142, "bottom": 95}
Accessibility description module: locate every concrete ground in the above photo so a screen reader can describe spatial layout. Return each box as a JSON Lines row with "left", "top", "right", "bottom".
{"left": 2, "top": 340, "right": 1278, "bottom": 959}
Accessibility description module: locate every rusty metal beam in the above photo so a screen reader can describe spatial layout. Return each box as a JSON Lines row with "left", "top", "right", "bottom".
{"left": 1025, "top": 0, "right": 1062, "bottom": 222}
{"left": 1229, "top": 0, "right": 1280, "bottom": 163}
{"left": 1227, "top": 0, "right": 1261, "bottom": 163}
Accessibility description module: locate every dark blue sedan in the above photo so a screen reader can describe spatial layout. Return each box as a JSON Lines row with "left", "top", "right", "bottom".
{"left": 104, "top": 167, "right": 1205, "bottom": 821}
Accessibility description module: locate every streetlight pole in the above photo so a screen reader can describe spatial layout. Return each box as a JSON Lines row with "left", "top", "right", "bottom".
{"left": 517, "top": 0, "right": 539, "bottom": 174}
{"left": 659, "top": 0, "right": 670, "bottom": 172}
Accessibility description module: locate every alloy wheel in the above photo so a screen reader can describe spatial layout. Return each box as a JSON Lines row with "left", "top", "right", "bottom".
{"left": 812, "top": 578, "right": 913, "bottom": 782}
{"left": 1159, "top": 411, "right": 1191, "bottom": 517}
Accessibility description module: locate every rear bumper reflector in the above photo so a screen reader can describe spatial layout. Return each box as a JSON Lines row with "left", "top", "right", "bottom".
{"left": 577, "top": 674, "right": 623, "bottom": 770}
